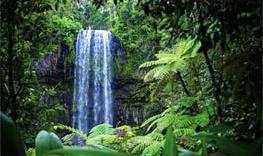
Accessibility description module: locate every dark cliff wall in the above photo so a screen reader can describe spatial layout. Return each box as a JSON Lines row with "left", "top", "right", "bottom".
{"left": 113, "top": 78, "right": 145, "bottom": 126}
{"left": 111, "top": 33, "right": 145, "bottom": 126}
{"left": 33, "top": 43, "right": 74, "bottom": 84}
{"left": 33, "top": 43, "right": 74, "bottom": 124}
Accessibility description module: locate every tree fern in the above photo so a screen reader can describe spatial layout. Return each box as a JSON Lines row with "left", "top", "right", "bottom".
{"left": 139, "top": 37, "right": 201, "bottom": 82}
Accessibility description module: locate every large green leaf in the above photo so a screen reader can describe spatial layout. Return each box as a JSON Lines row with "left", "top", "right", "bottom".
{"left": 35, "top": 130, "right": 63, "bottom": 156}
{"left": 48, "top": 147, "right": 129, "bottom": 156}
{"left": 195, "top": 133, "right": 258, "bottom": 156}
{"left": 179, "top": 148, "right": 201, "bottom": 156}
{"left": 0, "top": 112, "right": 26, "bottom": 156}
{"left": 163, "top": 127, "right": 178, "bottom": 156}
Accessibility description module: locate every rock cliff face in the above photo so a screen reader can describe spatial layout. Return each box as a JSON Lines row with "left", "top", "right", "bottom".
{"left": 33, "top": 43, "right": 74, "bottom": 124}
{"left": 33, "top": 34, "right": 144, "bottom": 127}
{"left": 113, "top": 78, "right": 146, "bottom": 126}
{"left": 33, "top": 43, "right": 74, "bottom": 84}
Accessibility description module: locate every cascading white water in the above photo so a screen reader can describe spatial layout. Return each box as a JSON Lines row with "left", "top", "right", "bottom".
{"left": 72, "top": 30, "right": 113, "bottom": 140}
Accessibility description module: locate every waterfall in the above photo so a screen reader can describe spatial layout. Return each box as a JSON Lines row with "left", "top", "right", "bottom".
{"left": 72, "top": 30, "right": 113, "bottom": 140}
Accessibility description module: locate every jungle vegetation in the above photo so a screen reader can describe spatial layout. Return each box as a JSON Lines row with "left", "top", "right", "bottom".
{"left": 0, "top": 0, "right": 262, "bottom": 156}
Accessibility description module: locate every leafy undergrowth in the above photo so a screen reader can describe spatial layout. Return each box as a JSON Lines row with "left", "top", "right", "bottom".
{"left": 20, "top": 95, "right": 260, "bottom": 156}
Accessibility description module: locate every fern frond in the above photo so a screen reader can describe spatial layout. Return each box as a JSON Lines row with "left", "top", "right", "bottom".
{"left": 86, "top": 134, "right": 117, "bottom": 146}
{"left": 143, "top": 66, "right": 168, "bottom": 82}
{"left": 173, "top": 115, "right": 196, "bottom": 128}
{"left": 128, "top": 136, "right": 153, "bottom": 145}
{"left": 173, "top": 128, "right": 196, "bottom": 137}
{"left": 153, "top": 114, "right": 176, "bottom": 133}
{"left": 146, "top": 133, "right": 164, "bottom": 141}
{"left": 174, "top": 38, "right": 191, "bottom": 57}
{"left": 142, "top": 141, "right": 163, "bottom": 156}
{"left": 139, "top": 59, "right": 169, "bottom": 68}
{"left": 155, "top": 53, "right": 177, "bottom": 59}
{"left": 61, "top": 133, "right": 76, "bottom": 145}
{"left": 54, "top": 124, "right": 88, "bottom": 143}
{"left": 127, "top": 136, "right": 151, "bottom": 154}
{"left": 176, "top": 96, "right": 198, "bottom": 107}
{"left": 146, "top": 117, "right": 162, "bottom": 133}
{"left": 160, "top": 106, "right": 181, "bottom": 115}
{"left": 182, "top": 38, "right": 201, "bottom": 59}
{"left": 141, "top": 114, "right": 162, "bottom": 128}
{"left": 88, "top": 124, "right": 115, "bottom": 138}
{"left": 140, "top": 37, "right": 201, "bottom": 83}
{"left": 131, "top": 143, "right": 147, "bottom": 154}
{"left": 169, "top": 58, "right": 186, "bottom": 71}
{"left": 152, "top": 65, "right": 172, "bottom": 80}
{"left": 127, "top": 134, "right": 164, "bottom": 155}
{"left": 194, "top": 111, "right": 210, "bottom": 127}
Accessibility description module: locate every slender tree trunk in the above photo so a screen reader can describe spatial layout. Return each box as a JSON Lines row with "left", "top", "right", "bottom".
{"left": 196, "top": 1, "right": 222, "bottom": 121}
{"left": 176, "top": 72, "right": 191, "bottom": 96}
{"left": 202, "top": 49, "right": 222, "bottom": 120}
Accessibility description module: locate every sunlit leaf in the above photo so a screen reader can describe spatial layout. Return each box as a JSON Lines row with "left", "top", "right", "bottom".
{"left": 35, "top": 130, "right": 63, "bottom": 156}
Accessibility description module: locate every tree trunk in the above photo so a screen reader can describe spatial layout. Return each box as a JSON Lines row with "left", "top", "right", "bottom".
{"left": 202, "top": 49, "right": 222, "bottom": 120}
{"left": 196, "top": 1, "right": 222, "bottom": 121}
{"left": 176, "top": 72, "right": 191, "bottom": 96}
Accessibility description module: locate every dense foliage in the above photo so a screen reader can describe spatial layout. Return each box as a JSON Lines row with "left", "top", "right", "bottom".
{"left": 0, "top": 0, "right": 262, "bottom": 155}
{"left": 0, "top": 0, "right": 82, "bottom": 146}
